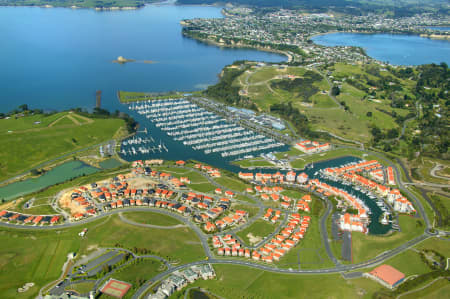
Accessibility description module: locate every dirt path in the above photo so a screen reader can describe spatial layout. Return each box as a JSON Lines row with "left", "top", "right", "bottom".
{"left": 396, "top": 277, "right": 448, "bottom": 299}
{"left": 430, "top": 162, "right": 450, "bottom": 181}
{"left": 47, "top": 113, "right": 94, "bottom": 128}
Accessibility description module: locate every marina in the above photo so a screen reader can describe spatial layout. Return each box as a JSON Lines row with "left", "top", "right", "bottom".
{"left": 121, "top": 97, "right": 285, "bottom": 159}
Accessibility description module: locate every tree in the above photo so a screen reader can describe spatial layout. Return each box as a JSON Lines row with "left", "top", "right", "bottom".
{"left": 18, "top": 104, "right": 28, "bottom": 112}
{"left": 366, "top": 111, "right": 372, "bottom": 117}
{"left": 331, "top": 85, "right": 340, "bottom": 96}
{"left": 30, "top": 169, "right": 40, "bottom": 176}
{"left": 387, "top": 128, "right": 399, "bottom": 139}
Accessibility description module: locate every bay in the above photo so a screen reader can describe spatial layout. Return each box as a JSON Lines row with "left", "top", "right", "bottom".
{"left": 0, "top": 4, "right": 285, "bottom": 113}
{"left": 312, "top": 32, "right": 450, "bottom": 66}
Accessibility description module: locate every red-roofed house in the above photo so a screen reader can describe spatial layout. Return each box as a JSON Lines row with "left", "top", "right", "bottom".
{"left": 365, "top": 265, "right": 405, "bottom": 289}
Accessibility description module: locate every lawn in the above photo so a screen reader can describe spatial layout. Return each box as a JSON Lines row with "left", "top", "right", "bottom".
{"left": 239, "top": 65, "right": 332, "bottom": 112}
{"left": 236, "top": 220, "right": 277, "bottom": 246}
{"left": 351, "top": 215, "right": 425, "bottom": 264}
{"left": 80, "top": 215, "right": 205, "bottom": 263}
{"left": 401, "top": 277, "right": 450, "bottom": 299}
{"left": 278, "top": 215, "right": 334, "bottom": 269}
{"left": 412, "top": 158, "right": 450, "bottom": 185}
{"left": 231, "top": 203, "right": 259, "bottom": 218}
{"left": 188, "top": 183, "right": 216, "bottom": 193}
{"left": 0, "top": 112, "right": 125, "bottom": 181}
{"left": 371, "top": 249, "right": 430, "bottom": 276}
{"left": 233, "top": 158, "right": 273, "bottom": 168}
{"left": 120, "top": 211, "right": 183, "bottom": 226}
{"left": 214, "top": 177, "right": 250, "bottom": 192}
{"left": 290, "top": 147, "right": 385, "bottom": 169}
{"left": 64, "top": 281, "right": 95, "bottom": 295}
{"left": 172, "top": 264, "right": 379, "bottom": 299}
{"left": 111, "top": 258, "right": 164, "bottom": 299}
{"left": 155, "top": 167, "right": 211, "bottom": 185}
{"left": 0, "top": 225, "right": 84, "bottom": 298}
{"left": 0, "top": 213, "right": 205, "bottom": 298}
{"left": 237, "top": 62, "right": 413, "bottom": 145}
{"left": 407, "top": 186, "right": 436, "bottom": 229}
{"left": 415, "top": 237, "right": 450, "bottom": 257}
{"left": 305, "top": 108, "right": 372, "bottom": 143}
{"left": 280, "top": 189, "right": 307, "bottom": 199}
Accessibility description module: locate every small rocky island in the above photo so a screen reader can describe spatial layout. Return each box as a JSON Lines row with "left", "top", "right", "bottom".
{"left": 112, "top": 56, "right": 135, "bottom": 64}
{"left": 112, "top": 56, "right": 156, "bottom": 64}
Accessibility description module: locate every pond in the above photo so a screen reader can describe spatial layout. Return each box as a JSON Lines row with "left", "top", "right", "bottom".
{"left": 0, "top": 161, "right": 99, "bottom": 201}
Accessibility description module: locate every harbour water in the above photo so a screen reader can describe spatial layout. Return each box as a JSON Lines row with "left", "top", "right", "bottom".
{"left": 312, "top": 33, "right": 450, "bottom": 66}
{"left": 119, "top": 108, "right": 390, "bottom": 235}
{"left": 0, "top": 5, "right": 407, "bottom": 234}
{"left": 0, "top": 4, "right": 286, "bottom": 113}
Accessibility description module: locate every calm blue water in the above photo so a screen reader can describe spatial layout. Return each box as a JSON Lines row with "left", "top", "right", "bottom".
{"left": 312, "top": 33, "right": 450, "bottom": 66}
{"left": 0, "top": 160, "right": 99, "bottom": 200}
{"left": 0, "top": 5, "right": 285, "bottom": 113}
{"left": 427, "top": 26, "right": 450, "bottom": 31}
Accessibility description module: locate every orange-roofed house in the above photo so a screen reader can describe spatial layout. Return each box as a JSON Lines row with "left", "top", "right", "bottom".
{"left": 365, "top": 265, "right": 405, "bottom": 289}
{"left": 175, "top": 160, "right": 186, "bottom": 166}
{"left": 24, "top": 215, "right": 34, "bottom": 223}
{"left": 286, "top": 171, "right": 296, "bottom": 182}
{"left": 204, "top": 222, "right": 216, "bottom": 232}
{"left": 252, "top": 252, "right": 261, "bottom": 261}
{"left": 224, "top": 191, "right": 234, "bottom": 198}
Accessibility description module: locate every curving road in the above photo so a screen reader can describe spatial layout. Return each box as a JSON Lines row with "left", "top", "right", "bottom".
{"left": 4, "top": 151, "right": 445, "bottom": 299}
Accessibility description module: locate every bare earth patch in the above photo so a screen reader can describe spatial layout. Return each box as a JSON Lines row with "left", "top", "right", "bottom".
{"left": 59, "top": 191, "right": 85, "bottom": 216}
{"left": 247, "top": 233, "right": 262, "bottom": 245}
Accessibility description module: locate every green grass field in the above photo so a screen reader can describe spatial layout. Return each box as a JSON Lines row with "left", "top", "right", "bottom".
{"left": 110, "top": 258, "right": 164, "bottom": 299}
{"left": 351, "top": 215, "right": 424, "bottom": 264}
{"left": 290, "top": 147, "right": 386, "bottom": 169}
{"left": 415, "top": 237, "right": 450, "bottom": 257}
{"left": 0, "top": 213, "right": 205, "bottom": 298}
{"left": 236, "top": 220, "right": 277, "bottom": 246}
{"left": 233, "top": 158, "right": 273, "bottom": 168}
{"left": 64, "top": 281, "right": 95, "bottom": 295}
{"left": 278, "top": 215, "right": 334, "bottom": 269}
{"left": 236, "top": 63, "right": 413, "bottom": 144}
{"left": 171, "top": 264, "right": 380, "bottom": 299}
{"left": 407, "top": 186, "right": 436, "bottom": 229}
{"left": 0, "top": 112, "right": 125, "bottom": 181}
{"left": 239, "top": 66, "right": 332, "bottom": 112}
{"left": 375, "top": 249, "right": 430, "bottom": 276}
{"left": 120, "top": 211, "right": 183, "bottom": 226}
{"left": 401, "top": 277, "right": 450, "bottom": 299}
{"left": 214, "top": 177, "right": 250, "bottom": 192}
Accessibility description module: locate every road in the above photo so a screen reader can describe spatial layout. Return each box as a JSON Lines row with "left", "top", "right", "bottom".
{"left": 318, "top": 195, "right": 340, "bottom": 266}
{"left": 132, "top": 233, "right": 430, "bottom": 299}
{"left": 5, "top": 149, "right": 445, "bottom": 299}
{"left": 313, "top": 66, "right": 343, "bottom": 109}
{"left": 430, "top": 162, "right": 450, "bottom": 181}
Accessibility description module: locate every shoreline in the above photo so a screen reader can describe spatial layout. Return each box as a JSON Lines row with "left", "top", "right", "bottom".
{"left": 311, "top": 30, "right": 450, "bottom": 41}
{"left": 182, "top": 34, "right": 292, "bottom": 63}
{"left": 0, "top": 1, "right": 223, "bottom": 11}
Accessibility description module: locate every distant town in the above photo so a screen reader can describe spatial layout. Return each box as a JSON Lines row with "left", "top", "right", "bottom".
{"left": 182, "top": 8, "right": 450, "bottom": 65}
